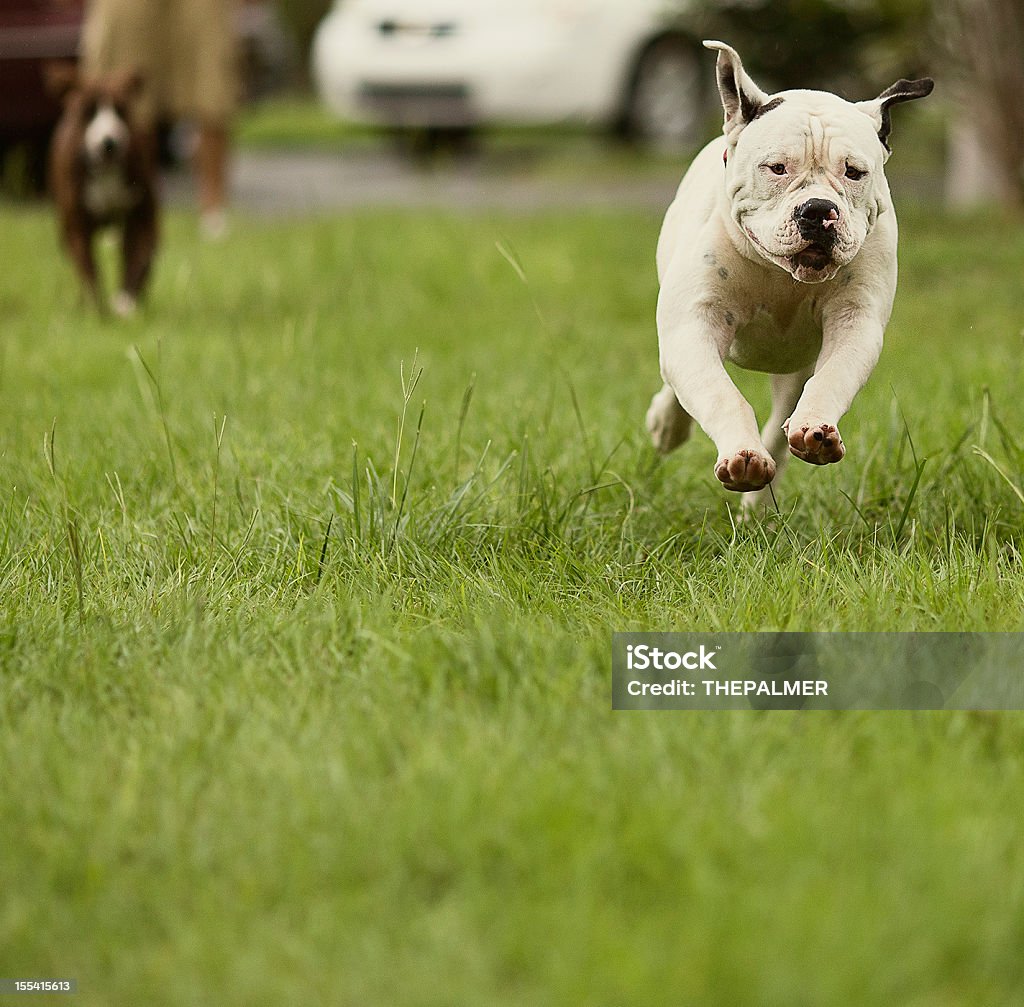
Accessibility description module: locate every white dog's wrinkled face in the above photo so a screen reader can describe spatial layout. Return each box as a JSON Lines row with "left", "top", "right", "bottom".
{"left": 705, "top": 41, "right": 933, "bottom": 285}
{"left": 727, "top": 92, "right": 887, "bottom": 283}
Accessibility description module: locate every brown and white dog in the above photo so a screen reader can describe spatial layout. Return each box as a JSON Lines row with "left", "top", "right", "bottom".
{"left": 47, "top": 68, "right": 158, "bottom": 317}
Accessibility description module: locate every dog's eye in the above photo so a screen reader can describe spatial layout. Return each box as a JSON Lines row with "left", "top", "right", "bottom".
{"left": 844, "top": 164, "right": 867, "bottom": 181}
{"left": 767, "top": 163, "right": 787, "bottom": 176}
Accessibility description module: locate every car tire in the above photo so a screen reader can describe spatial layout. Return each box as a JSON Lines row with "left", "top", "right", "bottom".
{"left": 624, "top": 36, "right": 706, "bottom": 152}
{"left": 0, "top": 136, "right": 49, "bottom": 195}
{"left": 390, "top": 125, "right": 478, "bottom": 163}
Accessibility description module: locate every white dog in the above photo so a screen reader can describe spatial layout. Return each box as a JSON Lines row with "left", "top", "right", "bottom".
{"left": 647, "top": 41, "right": 932, "bottom": 505}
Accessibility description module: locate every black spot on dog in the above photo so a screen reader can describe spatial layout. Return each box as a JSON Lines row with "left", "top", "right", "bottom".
{"left": 703, "top": 252, "right": 718, "bottom": 265}
{"left": 719, "top": 73, "right": 744, "bottom": 114}
{"left": 720, "top": 65, "right": 764, "bottom": 124}
{"left": 718, "top": 267, "right": 729, "bottom": 279}
{"left": 875, "top": 78, "right": 934, "bottom": 151}
{"left": 751, "top": 96, "right": 785, "bottom": 120}
{"left": 725, "top": 311, "right": 735, "bottom": 326}
{"left": 740, "top": 92, "right": 761, "bottom": 123}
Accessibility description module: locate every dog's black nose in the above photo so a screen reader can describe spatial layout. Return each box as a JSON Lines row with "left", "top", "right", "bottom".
{"left": 794, "top": 199, "right": 841, "bottom": 238}
{"left": 102, "top": 136, "right": 119, "bottom": 156}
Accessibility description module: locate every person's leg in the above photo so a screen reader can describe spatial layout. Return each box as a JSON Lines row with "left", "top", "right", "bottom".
{"left": 196, "top": 119, "right": 230, "bottom": 238}
{"left": 175, "top": 0, "right": 239, "bottom": 237}
{"left": 80, "top": 0, "right": 161, "bottom": 131}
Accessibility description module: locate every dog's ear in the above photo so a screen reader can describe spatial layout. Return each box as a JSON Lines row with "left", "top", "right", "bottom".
{"left": 857, "top": 78, "right": 934, "bottom": 152}
{"left": 112, "top": 67, "right": 144, "bottom": 100}
{"left": 703, "top": 40, "right": 770, "bottom": 136}
{"left": 43, "top": 60, "right": 79, "bottom": 103}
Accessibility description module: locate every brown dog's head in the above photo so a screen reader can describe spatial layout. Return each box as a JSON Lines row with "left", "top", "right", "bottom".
{"left": 46, "top": 64, "right": 144, "bottom": 167}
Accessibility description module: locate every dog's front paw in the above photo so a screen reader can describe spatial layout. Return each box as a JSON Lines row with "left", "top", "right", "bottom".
{"left": 785, "top": 421, "right": 845, "bottom": 465}
{"left": 715, "top": 449, "right": 776, "bottom": 492}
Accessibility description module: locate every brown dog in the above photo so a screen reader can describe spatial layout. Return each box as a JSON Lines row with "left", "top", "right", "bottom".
{"left": 47, "top": 67, "right": 158, "bottom": 317}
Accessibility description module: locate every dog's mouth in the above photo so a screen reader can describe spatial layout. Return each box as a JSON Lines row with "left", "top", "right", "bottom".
{"left": 743, "top": 225, "right": 842, "bottom": 283}
{"left": 791, "top": 243, "right": 833, "bottom": 272}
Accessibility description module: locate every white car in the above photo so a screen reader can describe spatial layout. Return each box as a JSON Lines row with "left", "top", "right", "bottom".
{"left": 312, "top": 0, "right": 711, "bottom": 148}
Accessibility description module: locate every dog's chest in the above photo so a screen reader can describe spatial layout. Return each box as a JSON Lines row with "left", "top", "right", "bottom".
{"left": 83, "top": 165, "right": 140, "bottom": 220}
{"left": 727, "top": 300, "right": 823, "bottom": 374}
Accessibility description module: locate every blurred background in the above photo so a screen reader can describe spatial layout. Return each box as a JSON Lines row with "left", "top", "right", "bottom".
{"left": 0, "top": 0, "right": 1020, "bottom": 212}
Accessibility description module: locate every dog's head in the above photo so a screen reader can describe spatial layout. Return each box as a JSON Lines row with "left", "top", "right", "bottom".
{"left": 706, "top": 41, "right": 932, "bottom": 284}
{"left": 47, "top": 65, "right": 144, "bottom": 168}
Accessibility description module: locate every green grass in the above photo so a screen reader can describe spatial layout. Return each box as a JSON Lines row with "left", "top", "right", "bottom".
{"left": 235, "top": 95, "right": 376, "bottom": 150}
{"left": 2, "top": 199, "right": 1024, "bottom": 1005}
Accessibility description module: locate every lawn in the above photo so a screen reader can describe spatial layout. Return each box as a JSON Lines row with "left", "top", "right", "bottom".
{"left": 1, "top": 197, "right": 1024, "bottom": 1005}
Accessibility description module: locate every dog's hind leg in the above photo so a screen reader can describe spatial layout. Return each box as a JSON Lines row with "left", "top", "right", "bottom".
{"left": 743, "top": 368, "right": 811, "bottom": 512}
{"left": 646, "top": 382, "right": 693, "bottom": 454}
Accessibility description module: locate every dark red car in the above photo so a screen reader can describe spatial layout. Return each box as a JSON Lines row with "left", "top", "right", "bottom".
{"left": 0, "top": 0, "right": 289, "bottom": 187}
{"left": 0, "top": 0, "right": 78, "bottom": 176}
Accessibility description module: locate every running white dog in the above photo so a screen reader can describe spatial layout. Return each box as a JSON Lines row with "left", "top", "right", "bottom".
{"left": 647, "top": 41, "right": 932, "bottom": 504}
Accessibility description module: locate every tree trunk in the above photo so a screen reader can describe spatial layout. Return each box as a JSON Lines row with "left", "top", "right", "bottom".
{"left": 941, "top": 0, "right": 1024, "bottom": 209}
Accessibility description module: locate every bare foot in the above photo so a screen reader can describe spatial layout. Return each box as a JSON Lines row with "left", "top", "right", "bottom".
{"left": 111, "top": 291, "right": 138, "bottom": 319}
{"left": 715, "top": 449, "right": 776, "bottom": 492}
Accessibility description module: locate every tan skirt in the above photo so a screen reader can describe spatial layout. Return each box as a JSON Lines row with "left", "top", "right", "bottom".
{"left": 81, "top": 0, "right": 241, "bottom": 124}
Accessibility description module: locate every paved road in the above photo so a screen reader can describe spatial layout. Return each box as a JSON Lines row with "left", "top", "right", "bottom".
{"left": 165, "top": 147, "right": 682, "bottom": 216}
